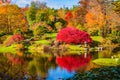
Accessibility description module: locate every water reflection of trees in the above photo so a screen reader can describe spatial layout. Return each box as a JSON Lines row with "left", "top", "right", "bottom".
{"left": 0, "top": 51, "right": 110, "bottom": 79}
{"left": 0, "top": 51, "right": 58, "bottom": 80}
{"left": 28, "top": 54, "right": 57, "bottom": 79}
{"left": 0, "top": 53, "right": 28, "bottom": 80}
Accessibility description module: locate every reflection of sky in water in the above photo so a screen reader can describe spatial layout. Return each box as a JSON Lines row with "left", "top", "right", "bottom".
{"left": 47, "top": 66, "right": 75, "bottom": 80}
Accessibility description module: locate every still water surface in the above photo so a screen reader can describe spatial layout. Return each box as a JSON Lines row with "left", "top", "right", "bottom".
{"left": 0, "top": 50, "right": 119, "bottom": 80}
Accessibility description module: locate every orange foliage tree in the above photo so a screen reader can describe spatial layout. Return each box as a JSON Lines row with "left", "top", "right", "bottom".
{"left": 0, "top": 4, "right": 28, "bottom": 34}
{"left": 85, "top": 0, "right": 119, "bottom": 37}
{"left": 85, "top": 0, "right": 104, "bottom": 35}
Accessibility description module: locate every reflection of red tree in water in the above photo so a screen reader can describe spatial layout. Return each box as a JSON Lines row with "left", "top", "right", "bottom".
{"left": 6, "top": 54, "right": 24, "bottom": 65}
{"left": 56, "top": 54, "right": 91, "bottom": 72}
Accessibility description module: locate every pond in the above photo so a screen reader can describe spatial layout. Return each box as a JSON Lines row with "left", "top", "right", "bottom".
{"left": 0, "top": 50, "right": 119, "bottom": 80}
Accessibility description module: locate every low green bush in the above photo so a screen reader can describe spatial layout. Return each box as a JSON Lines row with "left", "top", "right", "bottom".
{"left": 89, "top": 30, "right": 99, "bottom": 36}
{"left": 110, "top": 31, "right": 120, "bottom": 44}
{"left": 112, "top": 46, "right": 120, "bottom": 53}
{"left": 33, "top": 26, "right": 48, "bottom": 38}
{"left": 109, "top": 36, "right": 120, "bottom": 44}
{"left": 0, "top": 31, "right": 5, "bottom": 37}
{"left": 90, "top": 40, "right": 100, "bottom": 47}
{"left": 24, "top": 29, "right": 33, "bottom": 39}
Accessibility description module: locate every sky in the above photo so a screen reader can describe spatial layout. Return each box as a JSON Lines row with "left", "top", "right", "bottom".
{"left": 11, "top": 0, "right": 80, "bottom": 9}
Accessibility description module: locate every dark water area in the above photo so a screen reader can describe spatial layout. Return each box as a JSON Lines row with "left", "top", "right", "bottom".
{"left": 0, "top": 50, "right": 119, "bottom": 80}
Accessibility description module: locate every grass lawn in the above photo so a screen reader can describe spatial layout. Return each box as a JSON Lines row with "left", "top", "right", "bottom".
{"left": 0, "top": 44, "right": 16, "bottom": 53}
{"left": 67, "top": 44, "right": 84, "bottom": 51}
{"left": 32, "top": 32, "right": 57, "bottom": 46}
{"left": 34, "top": 40, "right": 51, "bottom": 45}
{"left": 43, "top": 32, "right": 57, "bottom": 40}
{"left": 91, "top": 36, "right": 103, "bottom": 42}
{"left": 93, "top": 58, "right": 120, "bottom": 66}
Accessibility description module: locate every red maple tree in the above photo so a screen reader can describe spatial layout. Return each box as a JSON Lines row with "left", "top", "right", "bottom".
{"left": 56, "top": 27, "right": 92, "bottom": 44}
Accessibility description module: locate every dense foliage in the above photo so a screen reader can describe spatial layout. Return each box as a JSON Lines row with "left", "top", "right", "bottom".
{"left": 67, "top": 66, "right": 120, "bottom": 80}
{"left": 113, "top": 1, "right": 120, "bottom": 14}
{"left": 33, "top": 25, "right": 48, "bottom": 37}
{"left": 56, "top": 27, "right": 92, "bottom": 44}
{"left": 0, "top": 5, "right": 28, "bottom": 34}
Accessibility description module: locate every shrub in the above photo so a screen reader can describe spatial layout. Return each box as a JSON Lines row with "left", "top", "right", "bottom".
{"left": 89, "top": 29, "right": 99, "bottom": 36}
{"left": 112, "top": 30, "right": 120, "bottom": 36}
{"left": 55, "top": 22, "right": 63, "bottom": 31}
{"left": 5, "top": 34, "right": 24, "bottom": 46}
{"left": 110, "top": 31, "right": 120, "bottom": 44}
{"left": 90, "top": 40, "right": 100, "bottom": 47}
{"left": 0, "top": 35, "right": 9, "bottom": 44}
{"left": 110, "top": 37, "right": 120, "bottom": 44}
{"left": 56, "top": 27, "right": 92, "bottom": 44}
{"left": 76, "top": 24, "right": 86, "bottom": 31}
{"left": 23, "top": 29, "right": 33, "bottom": 39}
{"left": 33, "top": 26, "right": 48, "bottom": 37}
{"left": 14, "top": 29, "right": 22, "bottom": 34}
{"left": 0, "top": 31, "right": 5, "bottom": 37}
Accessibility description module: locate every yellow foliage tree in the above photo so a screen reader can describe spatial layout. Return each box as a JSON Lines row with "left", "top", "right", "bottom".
{"left": 57, "top": 8, "right": 66, "bottom": 20}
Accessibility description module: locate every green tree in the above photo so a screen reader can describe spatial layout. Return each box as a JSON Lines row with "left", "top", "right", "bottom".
{"left": 26, "top": 2, "right": 37, "bottom": 27}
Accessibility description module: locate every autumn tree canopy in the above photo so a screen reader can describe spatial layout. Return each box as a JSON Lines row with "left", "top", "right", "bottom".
{"left": 56, "top": 27, "right": 92, "bottom": 44}
{"left": 113, "top": 0, "right": 120, "bottom": 14}
{"left": 0, "top": 4, "right": 28, "bottom": 34}
{"left": 84, "top": 0, "right": 120, "bottom": 37}
{"left": 73, "top": 0, "right": 89, "bottom": 26}
{"left": 85, "top": 0, "right": 105, "bottom": 30}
